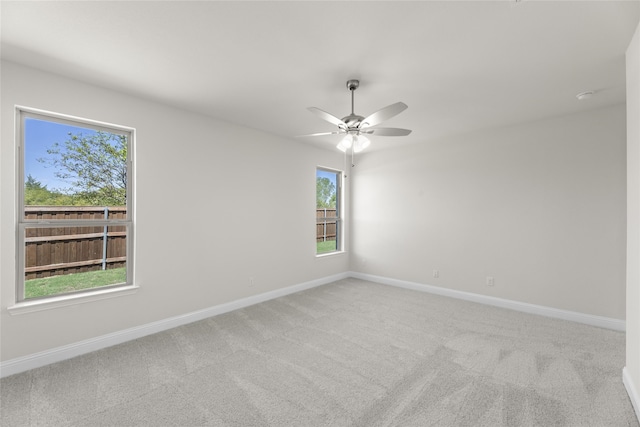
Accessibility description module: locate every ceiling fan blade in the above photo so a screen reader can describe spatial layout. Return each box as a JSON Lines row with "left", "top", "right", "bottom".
{"left": 307, "top": 107, "right": 347, "bottom": 128}
{"left": 360, "top": 127, "right": 412, "bottom": 136}
{"left": 360, "top": 102, "right": 408, "bottom": 128}
{"left": 296, "top": 131, "right": 345, "bottom": 137}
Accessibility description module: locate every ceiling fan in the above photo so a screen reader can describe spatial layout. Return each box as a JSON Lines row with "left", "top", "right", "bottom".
{"left": 301, "top": 79, "right": 412, "bottom": 153}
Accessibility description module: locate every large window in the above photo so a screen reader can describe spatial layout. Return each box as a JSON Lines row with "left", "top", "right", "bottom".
{"left": 316, "top": 167, "right": 342, "bottom": 254}
{"left": 16, "top": 107, "right": 134, "bottom": 302}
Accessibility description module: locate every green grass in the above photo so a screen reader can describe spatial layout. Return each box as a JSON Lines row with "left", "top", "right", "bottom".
{"left": 25, "top": 267, "right": 127, "bottom": 299}
{"left": 317, "top": 240, "right": 338, "bottom": 254}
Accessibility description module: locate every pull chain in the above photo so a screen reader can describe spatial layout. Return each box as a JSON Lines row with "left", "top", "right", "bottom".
{"left": 343, "top": 149, "right": 348, "bottom": 179}
{"left": 351, "top": 145, "right": 355, "bottom": 168}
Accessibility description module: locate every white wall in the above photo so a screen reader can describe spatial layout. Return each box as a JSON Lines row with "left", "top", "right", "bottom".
{"left": 0, "top": 61, "right": 348, "bottom": 362}
{"left": 0, "top": 57, "right": 631, "bottom": 371}
{"left": 625, "top": 21, "right": 640, "bottom": 419}
{"left": 351, "top": 104, "right": 627, "bottom": 320}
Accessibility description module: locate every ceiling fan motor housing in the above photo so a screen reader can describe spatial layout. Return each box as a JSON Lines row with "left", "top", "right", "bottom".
{"left": 342, "top": 114, "right": 365, "bottom": 129}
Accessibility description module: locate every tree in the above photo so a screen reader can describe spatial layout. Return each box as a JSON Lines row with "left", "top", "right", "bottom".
{"left": 24, "top": 174, "right": 53, "bottom": 205}
{"left": 39, "top": 131, "right": 127, "bottom": 206}
{"left": 25, "top": 174, "right": 46, "bottom": 190}
{"left": 316, "top": 177, "right": 336, "bottom": 208}
{"left": 24, "top": 174, "right": 76, "bottom": 206}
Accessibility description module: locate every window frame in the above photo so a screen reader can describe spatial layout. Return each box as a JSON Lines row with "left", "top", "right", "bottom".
{"left": 15, "top": 106, "right": 135, "bottom": 304}
{"left": 316, "top": 166, "right": 343, "bottom": 256}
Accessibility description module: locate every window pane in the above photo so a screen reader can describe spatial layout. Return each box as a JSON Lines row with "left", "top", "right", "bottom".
{"left": 316, "top": 220, "right": 339, "bottom": 254}
{"left": 317, "top": 168, "right": 340, "bottom": 254}
{"left": 18, "top": 109, "right": 133, "bottom": 303}
{"left": 24, "top": 225, "right": 127, "bottom": 299}
{"left": 24, "top": 118, "right": 128, "bottom": 216}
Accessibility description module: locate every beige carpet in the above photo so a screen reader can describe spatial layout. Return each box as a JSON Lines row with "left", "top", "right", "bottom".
{"left": 1, "top": 278, "right": 637, "bottom": 426}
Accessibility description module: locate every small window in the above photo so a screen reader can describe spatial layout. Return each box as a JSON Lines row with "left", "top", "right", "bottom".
{"left": 17, "top": 107, "right": 134, "bottom": 302}
{"left": 316, "top": 167, "right": 342, "bottom": 254}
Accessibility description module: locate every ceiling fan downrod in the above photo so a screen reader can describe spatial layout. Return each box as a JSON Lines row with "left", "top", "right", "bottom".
{"left": 346, "top": 79, "right": 359, "bottom": 115}
{"left": 343, "top": 79, "right": 365, "bottom": 129}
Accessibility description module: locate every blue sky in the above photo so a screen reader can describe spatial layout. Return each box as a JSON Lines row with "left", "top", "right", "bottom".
{"left": 24, "top": 118, "right": 97, "bottom": 192}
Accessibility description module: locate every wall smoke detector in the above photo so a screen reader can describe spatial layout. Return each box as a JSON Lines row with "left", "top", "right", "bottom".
{"left": 576, "top": 91, "right": 595, "bottom": 101}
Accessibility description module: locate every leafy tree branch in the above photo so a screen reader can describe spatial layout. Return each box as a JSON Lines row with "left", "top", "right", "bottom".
{"left": 316, "top": 177, "right": 336, "bottom": 208}
{"left": 38, "top": 131, "right": 127, "bottom": 206}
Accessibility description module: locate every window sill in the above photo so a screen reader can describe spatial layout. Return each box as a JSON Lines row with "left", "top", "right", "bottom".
{"left": 316, "top": 250, "right": 346, "bottom": 258}
{"left": 7, "top": 284, "right": 139, "bottom": 315}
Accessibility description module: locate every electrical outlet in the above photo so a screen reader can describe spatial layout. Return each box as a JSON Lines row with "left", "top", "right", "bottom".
{"left": 486, "top": 276, "right": 494, "bottom": 287}
{"left": 248, "top": 277, "right": 255, "bottom": 287}
{"left": 433, "top": 269, "right": 440, "bottom": 278}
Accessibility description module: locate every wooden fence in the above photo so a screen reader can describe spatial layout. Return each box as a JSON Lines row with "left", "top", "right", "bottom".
{"left": 24, "top": 206, "right": 333, "bottom": 279}
{"left": 316, "top": 208, "right": 337, "bottom": 243}
{"left": 24, "top": 206, "right": 127, "bottom": 280}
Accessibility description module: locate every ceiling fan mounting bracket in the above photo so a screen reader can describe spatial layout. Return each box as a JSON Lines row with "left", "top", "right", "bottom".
{"left": 346, "top": 79, "right": 359, "bottom": 91}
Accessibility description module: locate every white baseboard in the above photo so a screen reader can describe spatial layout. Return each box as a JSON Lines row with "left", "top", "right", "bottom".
{"left": 0, "top": 272, "right": 349, "bottom": 378}
{"left": 0, "top": 270, "right": 625, "bottom": 378}
{"left": 624, "top": 367, "right": 640, "bottom": 422}
{"left": 348, "top": 271, "right": 626, "bottom": 332}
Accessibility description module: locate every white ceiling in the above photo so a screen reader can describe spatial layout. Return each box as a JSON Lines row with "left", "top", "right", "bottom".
{"left": 2, "top": 1, "right": 639, "bottom": 152}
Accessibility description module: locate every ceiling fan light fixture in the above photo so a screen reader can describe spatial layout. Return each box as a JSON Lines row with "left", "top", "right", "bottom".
{"left": 353, "top": 135, "right": 370, "bottom": 153}
{"left": 337, "top": 135, "right": 353, "bottom": 152}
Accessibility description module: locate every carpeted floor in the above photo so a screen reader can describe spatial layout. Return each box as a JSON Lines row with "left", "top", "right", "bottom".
{"left": 1, "top": 278, "right": 637, "bottom": 426}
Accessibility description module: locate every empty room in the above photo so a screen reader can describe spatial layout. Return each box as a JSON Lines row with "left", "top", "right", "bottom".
{"left": 2, "top": 1, "right": 640, "bottom": 426}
